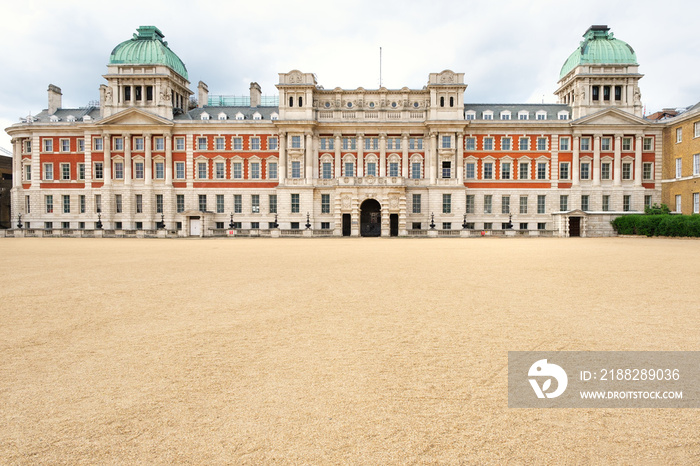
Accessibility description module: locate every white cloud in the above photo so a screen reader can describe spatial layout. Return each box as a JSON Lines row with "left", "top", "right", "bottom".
{"left": 2, "top": 0, "right": 699, "bottom": 150}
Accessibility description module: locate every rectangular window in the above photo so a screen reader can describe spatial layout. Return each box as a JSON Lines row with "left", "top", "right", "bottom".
{"left": 77, "top": 139, "right": 85, "bottom": 152}
{"left": 559, "top": 162, "right": 569, "bottom": 180}
{"left": 322, "top": 162, "right": 332, "bottom": 179}
{"left": 500, "top": 162, "right": 511, "bottom": 180}
{"left": 483, "top": 162, "right": 493, "bottom": 179}
{"left": 344, "top": 162, "right": 354, "bottom": 177}
{"left": 321, "top": 194, "right": 330, "bottom": 213}
{"left": 251, "top": 194, "right": 260, "bottom": 213}
{"left": 342, "top": 137, "right": 356, "bottom": 150}
{"left": 366, "top": 162, "right": 376, "bottom": 177}
{"left": 602, "top": 162, "right": 611, "bottom": 180}
{"left": 442, "top": 161, "right": 451, "bottom": 179}
{"left": 537, "top": 195, "right": 546, "bottom": 214}
{"left": 215, "top": 137, "right": 225, "bottom": 151}
{"left": 24, "top": 164, "right": 31, "bottom": 181}
{"left": 62, "top": 195, "right": 70, "bottom": 213}
{"left": 501, "top": 195, "right": 510, "bottom": 214}
{"left": 92, "top": 162, "right": 102, "bottom": 180}
{"left": 465, "top": 162, "right": 475, "bottom": 179}
{"left": 623, "top": 195, "right": 631, "bottom": 212}
{"left": 519, "top": 137, "right": 528, "bottom": 151}
{"left": 234, "top": 194, "right": 242, "bottom": 213}
{"left": 676, "top": 128, "right": 682, "bottom": 143}
{"left": 114, "top": 162, "right": 124, "bottom": 179}
{"left": 538, "top": 222, "right": 546, "bottom": 230}
{"left": 411, "top": 162, "right": 421, "bottom": 179}
{"left": 676, "top": 158, "right": 682, "bottom": 178}
{"left": 216, "top": 194, "right": 225, "bottom": 213}
{"left": 643, "top": 162, "right": 652, "bottom": 180}
{"left": 197, "top": 137, "right": 207, "bottom": 150}
{"left": 60, "top": 139, "right": 70, "bottom": 152}
{"left": 135, "top": 194, "right": 143, "bottom": 213}
{"left": 175, "top": 162, "right": 185, "bottom": 179}
{"left": 643, "top": 137, "right": 653, "bottom": 151}
{"left": 77, "top": 163, "right": 85, "bottom": 180}
{"left": 602, "top": 195, "right": 610, "bottom": 212}
{"left": 466, "top": 195, "right": 475, "bottom": 214}
{"left": 175, "top": 137, "right": 185, "bottom": 151}
{"left": 581, "top": 195, "right": 589, "bottom": 212}
{"left": 115, "top": 194, "right": 122, "bottom": 213}
{"left": 45, "top": 195, "right": 54, "bottom": 213}
{"left": 409, "top": 138, "right": 423, "bottom": 150}
{"left": 483, "top": 138, "right": 493, "bottom": 151}
{"left": 251, "top": 137, "right": 260, "bottom": 150}
{"left": 559, "top": 195, "right": 568, "bottom": 211}
{"left": 269, "top": 194, "right": 277, "bottom": 214}
{"left": 622, "top": 162, "right": 632, "bottom": 180}
{"left": 155, "top": 162, "right": 164, "bottom": 179}
{"left": 559, "top": 138, "right": 570, "bottom": 151}
{"left": 694, "top": 193, "right": 699, "bottom": 214}
{"left": 675, "top": 194, "right": 682, "bottom": 212}
{"left": 291, "top": 193, "right": 300, "bottom": 213}
{"left": 233, "top": 138, "right": 243, "bottom": 150}
{"left": 465, "top": 137, "right": 476, "bottom": 151}
{"left": 501, "top": 138, "right": 511, "bottom": 151}
{"left": 442, "top": 223, "right": 452, "bottom": 230}
{"left": 580, "top": 137, "right": 590, "bottom": 151}
{"left": 198, "top": 162, "right": 208, "bottom": 179}
{"left": 214, "top": 162, "right": 225, "bottom": 179}
{"left": 441, "top": 135, "right": 451, "bottom": 149}
{"left": 291, "top": 136, "right": 302, "bottom": 149}
{"left": 232, "top": 162, "right": 242, "bottom": 179}
{"left": 94, "top": 194, "right": 101, "bottom": 213}
{"left": 536, "top": 138, "right": 547, "bottom": 151}
{"left": 155, "top": 137, "right": 164, "bottom": 151}
{"left": 320, "top": 222, "right": 330, "bottom": 230}
{"left": 537, "top": 162, "right": 547, "bottom": 180}
{"left": 177, "top": 194, "right": 185, "bottom": 213}
{"left": 93, "top": 137, "right": 103, "bottom": 151}
{"left": 292, "top": 161, "right": 302, "bottom": 178}
{"left": 519, "top": 195, "right": 528, "bottom": 214}
{"left": 442, "top": 194, "right": 451, "bottom": 214}
{"left": 135, "top": 161, "right": 144, "bottom": 179}
{"left": 601, "top": 137, "right": 611, "bottom": 151}
{"left": 114, "top": 137, "right": 123, "bottom": 151}
{"left": 694, "top": 154, "right": 700, "bottom": 175}
{"left": 43, "top": 139, "right": 53, "bottom": 152}
{"left": 268, "top": 137, "right": 278, "bottom": 150}
{"left": 267, "top": 161, "right": 277, "bottom": 179}
{"left": 695, "top": 123, "right": 700, "bottom": 139}
{"left": 246, "top": 161, "right": 258, "bottom": 179}
{"left": 134, "top": 137, "right": 144, "bottom": 151}
{"left": 198, "top": 194, "right": 207, "bottom": 212}
{"left": 580, "top": 162, "right": 590, "bottom": 180}
{"left": 484, "top": 195, "right": 492, "bottom": 214}
{"left": 156, "top": 194, "right": 163, "bottom": 214}
{"left": 645, "top": 195, "right": 652, "bottom": 209}
{"left": 61, "top": 163, "right": 71, "bottom": 180}
{"left": 364, "top": 138, "right": 377, "bottom": 150}
{"left": 622, "top": 137, "right": 632, "bottom": 151}
{"left": 518, "top": 162, "right": 529, "bottom": 180}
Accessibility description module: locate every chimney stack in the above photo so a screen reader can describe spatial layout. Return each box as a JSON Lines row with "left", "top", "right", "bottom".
{"left": 250, "top": 82, "right": 261, "bottom": 108}
{"left": 198, "top": 81, "right": 209, "bottom": 108}
{"left": 48, "top": 84, "right": 62, "bottom": 115}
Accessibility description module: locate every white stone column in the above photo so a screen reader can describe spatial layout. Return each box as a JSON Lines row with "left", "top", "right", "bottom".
{"left": 312, "top": 135, "right": 319, "bottom": 179}
{"left": 144, "top": 133, "right": 152, "bottom": 186}
{"left": 304, "top": 132, "right": 313, "bottom": 182}
{"left": 165, "top": 133, "right": 173, "bottom": 185}
{"left": 334, "top": 134, "right": 341, "bottom": 178}
{"left": 84, "top": 134, "right": 92, "bottom": 189}
{"left": 634, "top": 135, "right": 643, "bottom": 186}
{"left": 357, "top": 134, "right": 364, "bottom": 178}
{"left": 402, "top": 134, "right": 409, "bottom": 178}
{"left": 593, "top": 135, "right": 601, "bottom": 186}
{"left": 279, "top": 132, "right": 287, "bottom": 183}
{"left": 124, "top": 134, "right": 132, "bottom": 186}
{"left": 103, "top": 134, "right": 112, "bottom": 186}
{"left": 185, "top": 133, "right": 194, "bottom": 189}
{"left": 572, "top": 136, "right": 580, "bottom": 186}
{"left": 30, "top": 135, "right": 40, "bottom": 189}
{"left": 430, "top": 133, "right": 438, "bottom": 184}
{"left": 12, "top": 138, "right": 21, "bottom": 188}
{"left": 613, "top": 135, "right": 622, "bottom": 186}
{"left": 379, "top": 134, "right": 386, "bottom": 177}
{"left": 457, "top": 132, "right": 464, "bottom": 182}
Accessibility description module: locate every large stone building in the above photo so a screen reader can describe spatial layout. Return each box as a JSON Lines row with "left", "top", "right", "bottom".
{"left": 5, "top": 25, "right": 665, "bottom": 237}
{"left": 661, "top": 103, "right": 700, "bottom": 214}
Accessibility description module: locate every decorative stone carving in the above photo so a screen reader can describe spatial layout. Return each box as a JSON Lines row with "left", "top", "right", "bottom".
{"left": 341, "top": 195, "right": 351, "bottom": 209}
{"left": 389, "top": 195, "right": 399, "bottom": 209}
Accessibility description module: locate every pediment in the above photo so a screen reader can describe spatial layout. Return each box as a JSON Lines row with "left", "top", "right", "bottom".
{"left": 573, "top": 108, "right": 647, "bottom": 127}
{"left": 96, "top": 108, "right": 174, "bottom": 127}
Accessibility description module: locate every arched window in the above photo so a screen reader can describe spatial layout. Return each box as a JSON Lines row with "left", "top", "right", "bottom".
{"left": 440, "top": 96, "right": 445, "bottom": 107}
{"left": 289, "top": 96, "right": 294, "bottom": 107}
{"left": 450, "top": 96, "right": 454, "bottom": 107}
{"left": 298, "top": 96, "right": 303, "bottom": 107}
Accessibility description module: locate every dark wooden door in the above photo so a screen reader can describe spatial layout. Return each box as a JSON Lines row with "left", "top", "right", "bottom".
{"left": 390, "top": 214, "right": 399, "bottom": 237}
{"left": 342, "top": 214, "right": 351, "bottom": 236}
{"left": 569, "top": 217, "right": 581, "bottom": 237}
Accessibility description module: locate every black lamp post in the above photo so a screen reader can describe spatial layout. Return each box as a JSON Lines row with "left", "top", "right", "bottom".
{"left": 159, "top": 213, "right": 165, "bottom": 230}
{"left": 429, "top": 212, "right": 435, "bottom": 230}
{"left": 273, "top": 214, "right": 278, "bottom": 229}
{"left": 305, "top": 212, "right": 311, "bottom": 230}
{"left": 462, "top": 212, "right": 468, "bottom": 230}
{"left": 95, "top": 213, "right": 102, "bottom": 230}
{"left": 229, "top": 212, "right": 235, "bottom": 230}
{"left": 16, "top": 213, "right": 23, "bottom": 230}
{"left": 507, "top": 212, "right": 513, "bottom": 230}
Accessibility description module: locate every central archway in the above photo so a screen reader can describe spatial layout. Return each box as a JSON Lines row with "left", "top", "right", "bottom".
{"left": 360, "top": 199, "right": 381, "bottom": 237}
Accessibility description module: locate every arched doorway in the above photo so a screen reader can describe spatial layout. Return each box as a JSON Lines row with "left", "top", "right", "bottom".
{"left": 360, "top": 199, "right": 381, "bottom": 237}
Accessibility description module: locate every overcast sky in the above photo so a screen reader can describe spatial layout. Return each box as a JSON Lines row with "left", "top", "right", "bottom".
{"left": 2, "top": 0, "right": 699, "bottom": 151}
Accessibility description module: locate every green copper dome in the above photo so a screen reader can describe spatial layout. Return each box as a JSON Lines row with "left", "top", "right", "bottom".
{"left": 109, "top": 26, "right": 188, "bottom": 80}
{"left": 559, "top": 26, "right": 637, "bottom": 80}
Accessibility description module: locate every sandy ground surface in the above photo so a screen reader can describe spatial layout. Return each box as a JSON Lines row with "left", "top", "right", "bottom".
{"left": 1, "top": 237, "right": 699, "bottom": 464}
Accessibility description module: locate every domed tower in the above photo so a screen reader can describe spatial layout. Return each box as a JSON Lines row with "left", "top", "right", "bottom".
{"left": 555, "top": 25, "right": 643, "bottom": 119}
{"left": 100, "top": 26, "right": 192, "bottom": 119}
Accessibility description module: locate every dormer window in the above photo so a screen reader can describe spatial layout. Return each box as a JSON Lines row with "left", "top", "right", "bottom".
{"left": 200, "top": 112, "right": 210, "bottom": 120}
{"left": 253, "top": 112, "right": 262, "bottom": 120}
{"left": 217, "top": 112, "right": 227, "bottom": 120}
{"left": 558, "top": 111, "right": 569, "bottom": 120}
{"left": 66, "top": 115, "right": 76, "bottom": 122}
{"left": 536, "top": 110, "right": 547, "bottom": 120}
{"left": 482, "top": 111, "right": 493, "bottom": 120}
{"left": 270, "top": 112, "right": 279, "bottom": 120}
{"left": 235, "top": 112, "right": 244, "bottom": 120}
{"left": 82, "top": 115, "right": 92, "bottom": 122}
{"left": 49, "top": 115, "right": 60, "bottom": 122}
{"left": 518, "top": 110, "right": 529, "bottom": 120}
{"left": 465, "top": 110, "right": 476, "bottom": 120}
{"left": 500, "top": 111, "right": 511, "bottom": 120}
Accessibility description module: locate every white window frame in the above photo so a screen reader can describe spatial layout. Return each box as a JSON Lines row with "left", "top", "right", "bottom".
{"left": 215, "top": 137, "right": 225, "bottom": 151}
{"left": 676, "top": 128, "right": 682, "bottom": 143}
{"left": 43, "top": 163, "right": 53, "bottom": 180}
{"left": 580, "top": 137, "right": 591, "bottom": 151}
{"left": 693, "top": 154, "right": 700, "bottom": 176}
{"left": 643, "top": 137, "right": 653, "bottom": 151}
{"left": 675, "top": 194, "right": 682, "bottom": 213}
{"left": 559, "top": 162, "right": 570, "bottom": 180}
{"left": 197, "top": 137, "right": 208, "bottom": 150}
{"left": 175, "top": 137, "right": 185, "bottom": 151}
{"left": 175, "top": 162, "right": 185, "bottom": 180}
{"left": 43, "top": 138, "right": 53, "bottom": 152}
{"left": 501, "top": 137, "right": 511, "bottom": 151}
{"left": 60, "top": 138, "right": 70, "bottom": 153}
{"left": 61, "top": 163, "right": 71, "bottom": 181}
{"left": 676, "top": 158, "right": 682, "bottom": 178}
{"left": 559, "top": 137, "right": 570, "bottom": 151}
{"left": 155, "top": 137, "right": 164, "bottom": 151}
{"left": 643, "top": 162, "right": 653, "bottom": 180}
{"left": 601, "top": 137, "right": 611, "bottom": 151}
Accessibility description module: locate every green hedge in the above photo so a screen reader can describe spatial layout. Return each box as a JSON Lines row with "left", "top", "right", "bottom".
{"left": 612, "top": 214, "right": 700, "bottom": 237}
